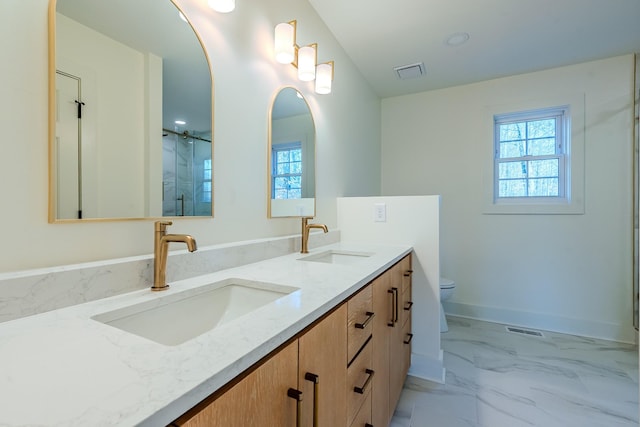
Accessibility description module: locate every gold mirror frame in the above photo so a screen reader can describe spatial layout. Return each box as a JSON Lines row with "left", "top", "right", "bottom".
{"left": 267, "top": 87, "right": 316, "bottom": 218}
{"left": 48, "top": 0, "right": 214, "bottom": 222}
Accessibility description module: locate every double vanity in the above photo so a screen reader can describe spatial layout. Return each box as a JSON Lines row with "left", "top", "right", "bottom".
{"left": 0, "top": 241, "right": 413, "bottom": 426}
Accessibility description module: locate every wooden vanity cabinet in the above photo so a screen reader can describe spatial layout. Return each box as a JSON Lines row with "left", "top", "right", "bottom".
{"left": 346, "top": 284, "right": 375, "bottom": 427}
{"left": 176, "top": 340, "right": 299, "bottom": 427}
{"left": 299, "top": 304, "right": 348, "bottom": 427}
{"left": 389, "top": 255, "right": 413, "bottom": 419}
{"left": 172, "top": 253, "right": 412, "bottom": 427}
{"left": 174, "top": 305, "right": 347, "bottom": 427}
{"left": 372, "top": 253, "right": 413, "bottom": 427}
{"left": 371, "top": 270, "right": 392, "bottom": 426}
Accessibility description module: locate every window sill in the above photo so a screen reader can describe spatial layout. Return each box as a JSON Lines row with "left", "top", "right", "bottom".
{"left": 483, "top": 198, "right": 584, "bottom": 215}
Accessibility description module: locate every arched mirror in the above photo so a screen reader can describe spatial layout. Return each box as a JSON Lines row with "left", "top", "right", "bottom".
{"left": 268, "top": 88, "right": 316, "bottom": 218}
{"left": 49, "top": 0, "right": 213, "bottom": 221}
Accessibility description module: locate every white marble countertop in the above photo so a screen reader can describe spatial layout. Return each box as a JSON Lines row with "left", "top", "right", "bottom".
{"left": 0, "top": 242, "right": 411, "bottom": 426}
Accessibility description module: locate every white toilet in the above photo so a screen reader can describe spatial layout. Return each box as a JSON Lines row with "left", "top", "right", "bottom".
{"left": 440, "top": 277, "right": 456, "bottom": 332}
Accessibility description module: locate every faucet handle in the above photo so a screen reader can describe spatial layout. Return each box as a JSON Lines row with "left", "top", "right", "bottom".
{"left": 154, "top": 220, "right": 173, "bottom": 232}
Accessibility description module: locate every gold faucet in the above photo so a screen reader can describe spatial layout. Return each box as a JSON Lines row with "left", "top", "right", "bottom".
{"left": 301, "top": 217, "right": 328, "bottom": 254}
{"left": 152, "top": 221, "right": 197, "bottom": 291}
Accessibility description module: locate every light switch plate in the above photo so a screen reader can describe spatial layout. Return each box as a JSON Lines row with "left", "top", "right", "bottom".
{"left": 374, "top": 203, "right": 386, "bottom": 222}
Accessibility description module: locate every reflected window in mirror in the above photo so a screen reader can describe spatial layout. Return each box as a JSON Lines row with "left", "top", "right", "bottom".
{"left": 268, "top": 88, "right": 316, "bottom": 218}
{"left": 272, "top": 142, "right": 303, "bottom": 199}
{"left": 49, "top": 0, "right": 213, "bottom": 221}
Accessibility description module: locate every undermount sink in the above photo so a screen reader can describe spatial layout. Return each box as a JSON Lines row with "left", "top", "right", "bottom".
{"left": 92, "top": 278, "right": 298, "bottom": 346}
{"left": 299, "top": 250, "right": 374, "bottom": 265}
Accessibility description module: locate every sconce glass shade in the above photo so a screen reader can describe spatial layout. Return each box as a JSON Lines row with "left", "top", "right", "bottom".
{"left": 208, "top": 0, "right": 235, "bottom": 13}
{"left": 297, "top": 45, "right": 316, "bottom": 82}
{"left": 315, "top": 62, "right": 333, "bottom": 94}
{"left": 275, "top": 22, "right": 296, "bottom": 64}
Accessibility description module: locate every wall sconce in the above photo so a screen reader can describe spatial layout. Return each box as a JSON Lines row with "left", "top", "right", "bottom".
{"left": 208, "top": 0, "right": 235, "bottom": 13}
{"left": 274, "top": 20, "right": 334, "bottom": 94}
{"left": 275, "top": 21, "right": 296, "bottom": 64}
{"left": 297, "top": 44, "right": 317, "bottom": 82}
{"left": 315, "top": 61, "right": 334, "bottom": 95}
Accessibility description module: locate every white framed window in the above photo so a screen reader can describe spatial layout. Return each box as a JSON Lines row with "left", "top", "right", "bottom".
{"left": 482, "top": 94, "right": 585, "bottom": 215}
{"left": 494, "top": 106, "right": 568, "bottom": 201}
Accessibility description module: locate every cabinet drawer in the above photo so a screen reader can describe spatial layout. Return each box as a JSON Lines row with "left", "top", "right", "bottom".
{"left": 347, "top": 338, "right": 373, "bottom": 426}
{"left": 349, "top": 390, "right": 372, "bottom": 427}
{"left": 347, "top": 284, "right": 373, "bottom": 363}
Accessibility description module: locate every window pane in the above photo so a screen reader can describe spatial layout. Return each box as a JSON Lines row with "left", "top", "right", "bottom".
{"left": 276, "top": 151, "right": 289, "bottom": 162}
{"left": 528, "top": 137, "right": 556, "bottom": 156}
{"left": 203, "top": 170, "right": 211, "bottom": 180}
{"left": 499, "top": 123, "right": 526, "bottom": 141}
{"left": 274, "top": 177, "right": 288, "bottom": 189}
{"left": 499, "top": 179, "right": 526, "bottom": 197}
{"left": 291, "top": 149, "right": 302, "bottom": 162}
{"left": 528, "top": 178, "right": 558, "bottom": 197}
{"left": 276, "top": 163, "right": 289, "bottom": 175}
{"left": 289, "top": 176, "right": 301, "bottom": 188}
{"left": 290, "top": 161, "right": 302, "bottom": 174}
{"left": 274, "top": 189, "right": 288, "bottom": 199}
{"left": 527, "top": 119, "right": 555, "bottom": 139}
{"left": 202, "top": 182, "right": 211, "bottom": 202}
{"left": 499, "top": 161, "right": 527, "bottom": 179}
{"left": 528, "top": 159, "right": 558, "bottom": 178}
{"left": 499, "top": 140, "right": 525, "bottom": 158}
{"left": 289, "top": 189, "right": 302, "bottom": 199}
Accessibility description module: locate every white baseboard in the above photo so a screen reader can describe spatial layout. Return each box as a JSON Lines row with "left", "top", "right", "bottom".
{"left": 443, "top": 301, "right": 638, "bottom": 344}
{"left": 408, "top": 351, "right": 445, "bottom": 384}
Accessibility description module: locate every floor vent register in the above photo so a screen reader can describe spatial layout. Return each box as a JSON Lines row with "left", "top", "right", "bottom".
{"left": 505, "top": 326, "right": 545, "bottom": 338}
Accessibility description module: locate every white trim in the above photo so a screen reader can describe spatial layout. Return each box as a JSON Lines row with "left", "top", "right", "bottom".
{"left": 483, "top": 93, "right": 585, "bottom": 215}
{"left": 443, "top": 301, "right": 638, "bottom": 344}
{"left": 408, "top": 351, "right": 445, "bottom": 384}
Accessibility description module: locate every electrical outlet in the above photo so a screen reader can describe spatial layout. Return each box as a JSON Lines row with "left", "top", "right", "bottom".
{"left": 374, "top": 203, "right": 386, "bottom": 222}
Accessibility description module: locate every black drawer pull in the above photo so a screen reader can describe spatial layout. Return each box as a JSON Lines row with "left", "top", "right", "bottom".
{"left": 304, "top": 373, "right": 319, "bottom": 427}
{"left": 404, "top": 333, "right": 414, "bottom": 345}
{"left": 287, "top": 388, "right": 303, "bottom": 427}
{"left": 354, "top": 369, "right": 375, "bottom": 394}
{"left": 355, "top": 311, "right": 375, "bottom": 329}
{"left": 387, "top": 287, "right": 398, "bottom": 326}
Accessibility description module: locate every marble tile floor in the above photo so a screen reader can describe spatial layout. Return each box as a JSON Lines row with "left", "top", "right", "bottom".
{"left": 390, "top": 316, "right": 639, "bottom": 427}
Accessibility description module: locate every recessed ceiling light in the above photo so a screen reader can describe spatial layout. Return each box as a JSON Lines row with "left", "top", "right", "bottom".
{"left": 175, "top": 120, "right": 186, "bottom": 125}
{"left": 445, "top": 32, "right": 470, "bottom": 47}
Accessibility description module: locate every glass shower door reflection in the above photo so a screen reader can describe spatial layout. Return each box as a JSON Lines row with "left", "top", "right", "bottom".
{"left": 162, "top": 132, "right": 211, "bottom": 217}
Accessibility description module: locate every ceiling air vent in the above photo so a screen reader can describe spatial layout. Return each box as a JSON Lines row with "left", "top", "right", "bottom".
{"left": 394, "top": 62, "right": 425, "bottom": 80}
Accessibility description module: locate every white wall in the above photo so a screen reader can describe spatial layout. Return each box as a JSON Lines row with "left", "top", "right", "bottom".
{"left": 0, "top": 0, "right": 381, "bottom": 273}
{"left": 381, "top": 55, "right": 636, "bottom": 343}
{"left": 337, "top": 196, "right": 443, "bottom": 382}
{"left": 56, "top": 13, "right": 150, "bottom": 218}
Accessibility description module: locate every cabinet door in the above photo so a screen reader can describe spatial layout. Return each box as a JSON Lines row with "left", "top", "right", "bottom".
{"left": 371, "top": 270, "right": 392, "bottom": 427}
{"left": 299, "top": 304, "right": 348, "bottom": 427}
{"left": 178, "top": 340, "right": 299, "bottom": 427}
{"left": 388, "top": 262, "right": 405, "bottom": 415}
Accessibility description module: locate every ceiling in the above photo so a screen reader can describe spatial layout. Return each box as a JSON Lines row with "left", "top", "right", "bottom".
{"left": 308, "top": 0, "right": 640, "bottom": 98}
